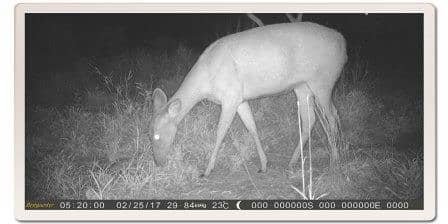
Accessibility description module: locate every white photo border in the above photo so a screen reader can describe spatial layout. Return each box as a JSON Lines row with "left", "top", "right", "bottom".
{"left": 14, "top": 3, "right": 436, "bottom": 221}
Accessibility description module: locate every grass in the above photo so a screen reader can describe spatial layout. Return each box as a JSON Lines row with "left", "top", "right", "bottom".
{"left": 25, "top": 44, "right": 423, "bottom": 201}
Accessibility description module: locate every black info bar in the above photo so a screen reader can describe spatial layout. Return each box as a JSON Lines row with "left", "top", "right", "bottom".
{"left": 25, "top": 200, "right": 423, "bottom": 210}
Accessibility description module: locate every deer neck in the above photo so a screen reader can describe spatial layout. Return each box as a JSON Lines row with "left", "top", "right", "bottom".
{"left": 169, "top": 77, "right": 206, "bottom": 125}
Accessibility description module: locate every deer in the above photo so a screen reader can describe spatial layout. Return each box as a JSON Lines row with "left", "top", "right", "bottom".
{"left": 151, "top": 21, "right": 347, "bottom": 177}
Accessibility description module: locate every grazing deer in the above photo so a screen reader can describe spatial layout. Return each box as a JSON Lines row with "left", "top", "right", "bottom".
{"left": 151, "top": 22, "right": 347, "bottom": 177}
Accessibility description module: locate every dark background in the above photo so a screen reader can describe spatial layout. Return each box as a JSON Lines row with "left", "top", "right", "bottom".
{"left": 26, "top": 13, "right": 423, "bottom": 106}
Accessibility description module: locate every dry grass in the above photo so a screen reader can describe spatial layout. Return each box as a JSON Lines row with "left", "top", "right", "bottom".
{"left": 25, "top": 44, "right": 423, "bottom": 200}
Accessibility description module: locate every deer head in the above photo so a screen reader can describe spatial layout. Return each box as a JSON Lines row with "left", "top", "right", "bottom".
{"left": 151, "top": 88, "right": 182, "bottom": 166}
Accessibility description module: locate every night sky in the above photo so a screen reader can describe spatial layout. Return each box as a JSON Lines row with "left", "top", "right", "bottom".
{"left": 25, "top": 13, "right": 423, "bottom": 105}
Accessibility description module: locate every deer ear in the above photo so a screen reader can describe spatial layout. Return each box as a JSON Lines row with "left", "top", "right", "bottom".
{"left": 153, "top": 88, "right": 167, "bottom": 111}
{"left": 168, "top": 99, "right": 182, "bottom": 117}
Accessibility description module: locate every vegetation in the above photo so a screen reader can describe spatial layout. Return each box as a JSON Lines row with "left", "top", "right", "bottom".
{"left": 26, "top": 40, "right": 423, "bottom": 201}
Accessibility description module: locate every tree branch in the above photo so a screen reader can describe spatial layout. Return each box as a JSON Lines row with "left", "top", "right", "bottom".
{"left": 246, "top": 13, "right": 264, "bottom": 27}
{"left": 286, "top": 13, "right": 303, "bottom": 22}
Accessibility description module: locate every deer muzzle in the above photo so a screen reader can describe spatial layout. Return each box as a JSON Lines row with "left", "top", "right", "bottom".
{"left": 152, "top": 149, "right": 168, "bottom": 167}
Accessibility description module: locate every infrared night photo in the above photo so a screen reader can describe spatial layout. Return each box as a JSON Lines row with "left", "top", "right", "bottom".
{"left": 25, "top": 13, "right": 424, "bottom": 203}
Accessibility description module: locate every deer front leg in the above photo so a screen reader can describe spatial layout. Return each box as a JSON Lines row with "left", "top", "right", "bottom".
{"left": 202, "top": 102, "right": 239, "bottom": 177}
{"left": 237, "top": 102, "right": 267, "bottom": 173}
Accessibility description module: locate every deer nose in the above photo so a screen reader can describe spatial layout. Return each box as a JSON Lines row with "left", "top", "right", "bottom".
{"left": 153, "top": 150, "right": 168, "bottom": 167}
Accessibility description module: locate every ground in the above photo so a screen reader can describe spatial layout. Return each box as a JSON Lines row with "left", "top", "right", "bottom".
{"left": 25, "top": 43, "right": 423, "bottom": 201}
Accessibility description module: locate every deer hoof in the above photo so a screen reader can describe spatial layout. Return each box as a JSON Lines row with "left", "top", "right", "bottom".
{"left": 285, "top": 166, "right": 295, "bottom": 174}
{"left": 288, "top": 162, "right": 295, "bottom": 169}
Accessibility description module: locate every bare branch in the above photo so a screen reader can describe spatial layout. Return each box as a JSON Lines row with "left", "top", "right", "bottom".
{"left": 286, "top": 13, "right": 303, "bottom": 22}
{"left": 246, "top": 13, "right": 264, "bottom": 27}
{"left": 286, "top": 13, "right": 296, "bottom": 22}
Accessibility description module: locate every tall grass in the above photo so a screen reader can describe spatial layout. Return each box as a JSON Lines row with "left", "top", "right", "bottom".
{"left": 26, "top": 43, "right": 423, "bottom": 200}
{"left": 288, "top": 48, "right": 423, "bottom": 200}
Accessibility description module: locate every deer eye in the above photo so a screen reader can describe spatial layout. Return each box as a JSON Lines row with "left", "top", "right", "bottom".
{"left": 154, "top": 134, "right": 160, "bottom": 140}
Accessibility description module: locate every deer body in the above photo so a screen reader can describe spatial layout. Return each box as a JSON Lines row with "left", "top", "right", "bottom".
{"left": 152, "top": 22, "right": 347, "bottom": 176}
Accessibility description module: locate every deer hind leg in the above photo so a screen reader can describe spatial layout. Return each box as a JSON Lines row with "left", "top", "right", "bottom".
{"left": 237, "top": 101, "right": 267, "bottom": 173}
{"left": 289, "top": 85, "right": 316, "bottom": 169}
{"left": 313, "top": 86, "right": 340, "bottom": 166}
{"left": 203, "top": 101, "right": 239, "bottom": 177}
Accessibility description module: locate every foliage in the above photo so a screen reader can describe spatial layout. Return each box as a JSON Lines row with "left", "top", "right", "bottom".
{"left": 26, "top": 43, "right": 423, "bottom": 200}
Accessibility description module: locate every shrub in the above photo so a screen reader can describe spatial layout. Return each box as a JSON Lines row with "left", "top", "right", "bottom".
{"left": 26, "top": 43, "right": 423, "bottom": 200}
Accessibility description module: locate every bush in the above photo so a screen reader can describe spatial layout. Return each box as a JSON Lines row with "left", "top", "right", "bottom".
{"left": 26, "top": 43, "right": 423, "bottom": 200}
